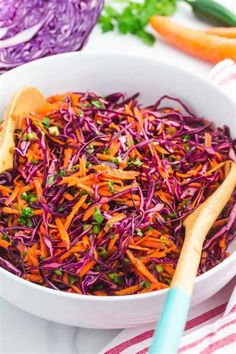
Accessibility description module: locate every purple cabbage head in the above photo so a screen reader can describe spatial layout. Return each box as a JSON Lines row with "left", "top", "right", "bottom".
{"left": 0, "top": 0, "right": 104, "bottom": 72}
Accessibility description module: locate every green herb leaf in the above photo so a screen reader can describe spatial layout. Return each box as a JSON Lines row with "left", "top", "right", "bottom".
{"left": 182, "top": 134, "right": 191, "bottom": 142}
{"left": 93, "top": 208, "right": 104, "bottom": 223}
{"left": 108, "top": 273, "right": 123, "bottom": 284}
{"left": 29, "top": 195, "right": 37, "bottom": 203}
{"left": 86, "top": 144, "right": 94, "bottom": 154}
{"left": 47, "top": 175, "right": 55, "bottom": 185}
{"left": 59, "top": 169, "right": 66, "bottom": 177}
{"left": 91, "top": 100, "right": 105, "bottom": 109}
{"left": 21, "top": 192, "right": 36, "bottom": 203}
{"left": 98, "top": 0, "right": 176, "bottom": 45}
{"left": 155, "top": 265, "right": 163, "bottom": 273}
{"left": 31, "top": 159, "right": 39, "bottom": 165}
{"left": 86, "top": 162, "right": 92, "bottom": 169}
{"left": 54, "top": 269, "right": 62, "bottom": 276}
{"left": 48, "top": 126, "right": 60, "bottom": 136}
{"left": 77, "top": 109, "right": 83, "bottom": 117}
{"left": 83, "top": 224, "right": 90, "bottom": 231}
{"left": 92, "top": 223, "right": 101, "bottom": 234}
{"left": 68, "top": 275, "right": 77, "bottom": 284}
{"left": 108, "top": 181, "right": 115, "bottom": 194}
{"left": 1, "top": 233, "right": 8, "bottom": 240}
{"left": 21, "top": 192, "right": 28, "bottom": 201}
{"left": 136, "top": 228, "right": 144, "bottom": 237}
{"left": 24, "top": 132, "right": 38, "bottom": 141}
{"left": 99, "top": 15, "right": 115, "bottom": 32}
{"left": 140, "top": 280, "right": 151, "bottom": 288}
{"left": 98, "top": 247, "right": 107, "bottom": 258}
{"left": 163, "top": 277, "right": 171, "bottom": 285}
{"left": 184, "top": 143, "right": 191, "bottom": 152}
{"left": 19, "top": 207, "right": 33, "bottom": 226}
{"left": 128, "top": 157, "right": 143, "bottom": 167}
{"left": 42, "top": 117, "right": 51, "bottom": 128}
{"left": 136, "top": 30, "right": 155, "bottom": 46}
{"left": 182, "top": 198, "right": 190, "bottom": 206}
{"left": 21, "top": 207, "right": 33, "bottom": 218}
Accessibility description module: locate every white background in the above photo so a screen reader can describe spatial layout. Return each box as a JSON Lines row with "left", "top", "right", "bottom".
{"left": 0, "top": 1, "right": 236, "bottom": 353}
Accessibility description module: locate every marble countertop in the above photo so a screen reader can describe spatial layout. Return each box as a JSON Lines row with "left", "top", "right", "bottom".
{"left": 1, "top": 1, "right": 235, "bottom": 353}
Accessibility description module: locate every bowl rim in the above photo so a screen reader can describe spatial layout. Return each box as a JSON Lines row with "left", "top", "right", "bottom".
{"left": 0, "top": 51, "right": 235, "bottom": 302}
{"left": 1, "top": 251, "right": 235, "bottom": 302}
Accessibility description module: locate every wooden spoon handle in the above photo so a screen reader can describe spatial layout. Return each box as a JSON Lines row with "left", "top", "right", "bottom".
{"left": 149, "top": 162, "right": 236, "bottom": 354}
{"left": 173, "top": 161, "right": 236, "bottom": 294}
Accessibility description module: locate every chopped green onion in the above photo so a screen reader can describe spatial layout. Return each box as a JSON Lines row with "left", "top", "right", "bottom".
{"left": 87, "top": 144, "right": 94, "bottom": 154}
{"left": 136, "top": 228, "right": 143, "bottom": 237}
{"left": 93, "top": 208, "right": 104, "bottom": 223}
{"left": 68, "top": 275, "right": 77, "bottom": 284}
{"left": 92, "top": 223, "right": 101, "bottom": 234}
{"left": 128, "top": 157, "right": 142, "bottom": 167}
{"left": 47, "top": 175, "right": 55, "bottom": 185}
{"left": 83, "top": 224, "right": 90, "bottom": 231}
{"left": 140, "top": 280, "right": 151, "bottom": 288}
{"left": 91, "top": 100, "right": 105, "bottom": 109}
{"left": 155, "top": 265, "right": 163, "bottom": 273}
{"left": 48, "top": 126, "right": 60, "bottom": 136}
{"left": 108, "top": 181, "right": 115, "bottom": 194}
{"left": 42, "top": 117, "right": 51, "bottom": 128}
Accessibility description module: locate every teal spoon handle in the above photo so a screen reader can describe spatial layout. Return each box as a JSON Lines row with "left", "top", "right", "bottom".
{"left": 149, "top": 287, "right": 190, "bottom": 354}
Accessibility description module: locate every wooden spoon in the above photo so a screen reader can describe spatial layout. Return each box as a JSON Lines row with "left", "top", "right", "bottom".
{"left": 149, "top": 161, "right": 236, "bottom": 354}
{"left": 0, "top": 87, "right": 50, "bottom": 173}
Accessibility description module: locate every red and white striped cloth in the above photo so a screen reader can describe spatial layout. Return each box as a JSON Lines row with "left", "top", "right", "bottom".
{"left": 99, "top": 60, "right": 236, "bottom": 354}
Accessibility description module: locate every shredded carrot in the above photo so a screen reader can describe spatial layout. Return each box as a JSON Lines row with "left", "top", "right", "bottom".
{"left": 34, "top": 178, "right": 43, "bottom": 201}
{"left": 126, "top": 250, "right": 159, "bottom": 284}
{"left": 2, "top": 207, "right": 19, "bottom": 214}
{"left": 79, "top": 260, "right": 96, "bottom": 277}
{"left": 25, "top": 274, "right": 42, "bottom": 283}
{"left": 108, "top": 233, "right": 119, "bottom": 253}
{"left": 5, "top": 185, "right": 20, "bottom": 206}
{"left": 105, "top": 213, "right": 126, "bottom": 231}
{"left": 0, "top": 185, "right": 11, "bottom": 196}
{"left": 82, "top": 206, "right": 96, "bottom": 222}
{"left": 55, "top": 218, "right": 70, "bottom": 249}
{"left": 205, "top": 132, "right": 212, "bottom": 148}
{"left": 63, "top": 192, "right": 74, "bottom": 201}
{"left": 65, "top": 194, "right": 88, "bottom": 230}
{"left": 63, "top": 148, "right": 73, "bottom": 169}
{"left": 79, "top": 156, "right": 87, "bottom": 177}
{"left": 115, "top": 284, "right": 141, "bottom": 296}
{"left": 0, "top": 237, "right": 11, "bottom": 249}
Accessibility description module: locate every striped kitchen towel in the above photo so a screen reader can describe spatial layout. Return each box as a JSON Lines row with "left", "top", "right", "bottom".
{"left": 99, "top": 60, "right": 236, "bottom": 354}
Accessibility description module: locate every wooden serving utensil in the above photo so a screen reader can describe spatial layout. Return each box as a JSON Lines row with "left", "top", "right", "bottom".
{"left": 149, "top": 161, "right": 236, "bottom": 354}
{"left": 0, "top": 87, "right": 50, "bottom": 173}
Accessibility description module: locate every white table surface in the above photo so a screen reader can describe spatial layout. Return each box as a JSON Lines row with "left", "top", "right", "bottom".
{"left": 0, "top": 1, "right": 235, "bottom": 354}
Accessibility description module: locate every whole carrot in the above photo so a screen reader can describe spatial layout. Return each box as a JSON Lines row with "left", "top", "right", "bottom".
{"left": 150, "top": 16, "right": 236, "bottom": 63}
{"left": 204, "top": 27, "right": 236, "bottom": 39}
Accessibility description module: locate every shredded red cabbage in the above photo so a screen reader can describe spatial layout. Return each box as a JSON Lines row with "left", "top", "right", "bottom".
{"left": 0, "top": 92, "right": 235, "bottom": 296}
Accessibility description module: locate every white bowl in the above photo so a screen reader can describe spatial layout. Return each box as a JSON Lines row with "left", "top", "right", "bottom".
{"left": 0, "top": 53, "right": 236, "bottom": 329}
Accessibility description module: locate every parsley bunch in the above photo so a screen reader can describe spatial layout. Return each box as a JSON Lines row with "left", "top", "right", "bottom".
{"left": 99, "top": 0, "right": 176, "bottom": 45}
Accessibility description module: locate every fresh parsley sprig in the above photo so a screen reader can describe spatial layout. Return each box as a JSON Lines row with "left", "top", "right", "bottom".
{"left": 99, "top": 0, "right": 176, "bottom": 46}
